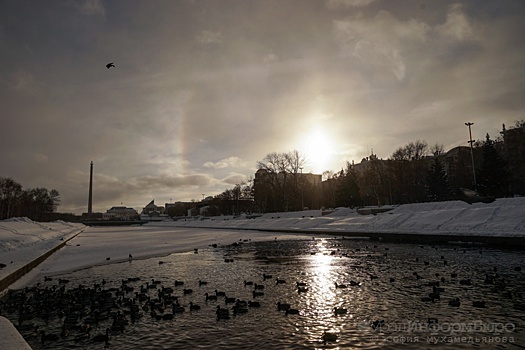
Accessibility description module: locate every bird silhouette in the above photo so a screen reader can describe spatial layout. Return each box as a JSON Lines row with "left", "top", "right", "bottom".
{"left": 106, "top": 62, "right": 115, "bottom": 69}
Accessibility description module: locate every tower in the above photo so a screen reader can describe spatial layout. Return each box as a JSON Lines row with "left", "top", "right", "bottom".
{"left": 88, "top": 161, "right": 93, "bottom": 216}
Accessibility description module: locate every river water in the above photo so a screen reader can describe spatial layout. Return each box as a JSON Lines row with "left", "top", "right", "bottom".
{"left": 2, "top": 236, "right": 524, "bottom": 349}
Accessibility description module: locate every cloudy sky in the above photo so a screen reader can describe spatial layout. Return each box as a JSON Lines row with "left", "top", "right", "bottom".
{"left": 1, "top": 0, "right": 524, "bottom": 214}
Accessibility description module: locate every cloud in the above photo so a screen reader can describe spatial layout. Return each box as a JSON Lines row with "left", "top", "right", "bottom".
{"left": 203, "top": 156, "right": 248, "bottom": 169}
{"left": 78, "top": 0, "right": 105, "bottom": 16}
{"left": 221, "top": 173, "right": 249, "bottom": 186}
{"left": 196, "top": 30, "right": 224, "bottom": 45}
{"left": 435, "top": 4, "right": 475, "bottom": 41}
{"left": 326, "top": 0, "right": 376, "bottom": 10}
{"left": 333, "top": 11, "right": 430, "bottom": 81}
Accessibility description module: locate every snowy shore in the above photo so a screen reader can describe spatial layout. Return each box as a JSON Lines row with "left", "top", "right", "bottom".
{"left": 149, "top": 198, "right": 525, "bottom": 238}
{"left": 1, "top": 197, "right": 524, "bottom": 289}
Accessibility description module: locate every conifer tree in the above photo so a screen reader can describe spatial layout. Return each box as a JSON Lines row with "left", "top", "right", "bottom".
{"left": 476, "top": 134, "right": 511, "bottom": 197}
{"left": 425, "top": 157, "right": 451, "bottom": 201}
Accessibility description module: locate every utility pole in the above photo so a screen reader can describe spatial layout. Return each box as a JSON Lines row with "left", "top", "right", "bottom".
{"left": 465, "top": 122, "right": 477, "bottom": 189}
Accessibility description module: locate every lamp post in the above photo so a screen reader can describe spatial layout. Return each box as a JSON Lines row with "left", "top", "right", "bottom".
{"left": 465, "top": 122, "right": 477, "bottom": 189}
{"left": 300, "top": 167, "right": 304, "bottom": 210}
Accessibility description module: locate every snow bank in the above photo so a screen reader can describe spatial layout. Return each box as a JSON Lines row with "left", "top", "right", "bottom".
{"left": 150, "top": 198, "right": 525, "bottom": 237}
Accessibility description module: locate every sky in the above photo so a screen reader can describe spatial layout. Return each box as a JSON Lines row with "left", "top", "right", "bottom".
{"left": 1, "top": 0, "right": 525, "bottom": 215}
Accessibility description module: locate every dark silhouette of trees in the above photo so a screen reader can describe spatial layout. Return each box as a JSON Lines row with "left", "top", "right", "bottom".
{"left": 255, "top": 150, "right": 306, "bottom": 212}
{"left": 426, "top": 157, "right": 452, "bottom": 201}
{"left": 476, "top": 134, "right": 511, "bottom": 197}
{"left": 0, "top": 177, "right": 61, "bottom": 220}
{"left": 388, "top": 140, "right": 429, "bottom": 204}
{"left": 0, "top": 177, "right": 23, "bottom": 219}
{"left": 335, "top": 162, "right": 362, "bottom": 208}
{"left": 501, "top": 120, "right": 525, "bottom": 195}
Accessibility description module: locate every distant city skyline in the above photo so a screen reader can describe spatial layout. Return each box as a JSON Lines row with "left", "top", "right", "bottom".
{"left": 1, "top": 1, "right": 524, "bottom": 214}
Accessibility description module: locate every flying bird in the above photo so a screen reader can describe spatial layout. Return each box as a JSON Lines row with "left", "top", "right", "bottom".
{"left": 106, "top": 62, "right": 115, "bottom": 69}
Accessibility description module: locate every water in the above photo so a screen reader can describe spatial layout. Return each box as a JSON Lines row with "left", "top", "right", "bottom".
{"left": 2, "top": 236, "right": 524, "bottom": 349}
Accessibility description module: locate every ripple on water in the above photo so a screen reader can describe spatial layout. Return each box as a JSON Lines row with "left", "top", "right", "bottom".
{"left": 2, "top": 237, "right": 524, "bottom": 349}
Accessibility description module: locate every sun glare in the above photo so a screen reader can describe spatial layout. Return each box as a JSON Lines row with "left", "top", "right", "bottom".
{"left": 301, "top": 128, "right": 335, "bottom": 174}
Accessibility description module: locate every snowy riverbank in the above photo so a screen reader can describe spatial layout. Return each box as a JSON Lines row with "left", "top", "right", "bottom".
{"left": 149, "top": 198, "right": 525, "bottom": 238}
{"left": 1, "top": 197, "right": 524, "bottom": 289}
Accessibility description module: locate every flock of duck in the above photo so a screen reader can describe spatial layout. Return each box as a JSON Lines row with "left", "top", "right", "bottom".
{"left": 0, "top": 272, "right": 342, "bottom": 347}
{"left": 1, "top": 239, "right": 524, "bottom": 349}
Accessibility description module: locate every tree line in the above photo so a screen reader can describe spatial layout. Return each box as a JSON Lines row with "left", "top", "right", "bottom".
{"left": 217, "top": 120, "right": 524, "bottom": 213}
{"left": 0, "top": 177, "right": 61, "bottom": 221}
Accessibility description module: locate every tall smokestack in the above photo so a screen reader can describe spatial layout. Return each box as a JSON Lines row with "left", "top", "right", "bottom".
{"left": 88, "top": 161, "right": 93, "bottom": 216}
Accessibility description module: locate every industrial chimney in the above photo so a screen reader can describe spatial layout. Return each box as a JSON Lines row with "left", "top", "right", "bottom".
{"left": 88, "top": 161, "right": 93, "bottom": 216}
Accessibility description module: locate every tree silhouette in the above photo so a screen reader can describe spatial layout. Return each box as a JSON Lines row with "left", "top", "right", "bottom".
{"left": 476, "top": 134, "right": 511, "bottom": 197}
{"left": 425, "top": 157, "right": 452, "bottom": 201}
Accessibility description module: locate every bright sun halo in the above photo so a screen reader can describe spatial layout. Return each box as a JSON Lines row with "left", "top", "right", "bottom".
{"left": 300, "top": 128, "right": 334, "bottom": 174}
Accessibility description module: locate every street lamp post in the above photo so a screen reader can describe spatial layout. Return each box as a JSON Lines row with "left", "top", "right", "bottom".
{"left": 300, "top": 167, "right": 304, "bottom": 210}
{"left": 465, "top": 122, "right": 477, "bottom": 189}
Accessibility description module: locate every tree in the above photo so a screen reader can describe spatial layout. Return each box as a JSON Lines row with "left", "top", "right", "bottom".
{"left": 426, "top": 157, "right": 452, "bottom": 201}
{"left": 477, "top": 133, "right": 511, "bottom": 197}
{"left": 255, "top": 150, "right": 306, "bottom": 212}
{"left": 0, "top": 177, "right": 23, "bottom": 220}
{"left": 335, "top": 162, "right": 362, "bottom": 207}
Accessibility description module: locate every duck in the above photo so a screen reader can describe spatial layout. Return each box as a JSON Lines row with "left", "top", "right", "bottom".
{"left": 216, "top": 305, "right": 230, "bottom": 320}
{"left": 244, "top": 280, "right": 254, "bottom": 286}
{"left": 189, "top": 302, "right": 201, "bottom": 311}
{"left": 276, "top": 278, "right": 286, "bottom": 284}
{"left": 285, "top": 308, "right": 300, "bottom": 315}
{"left": 225, "top": 296, "right": 237, "bottom": 304}
{"left": 277, "top": 302, "right": 291, "bottom": 311}
{"left": 335, "top": 282, "right": 347, "bottom": 289}
{"left": 183, "top": 288, "right": 193, "bottom": 295}
{"left": 254, "top": 283, "right": 265, "bottom": 290}
{"left": 253, "top": 290, "right": 264, "bottom": 298}
{"left": 322, "top": 331, "right": 338, "bottom": 344}
{"left": 174, "top": 280, "right": 184, "bottom": 286}
{"left": 297, "top": 286, "right": 308, "bottom": 293}
{"left": 472, "top": 301, "right": 486, "bottom": 308}
{"left": 262, "top": 273, "right": 273, "bottom": 280}
{"left": 198, "top": 280, "right": 208, "bottom": 286}
{"left": 205, "top": 292, "right": 218, "bottom": 302}
{"left": 172, "top": 304, "right": 185, "bottom": 313}
{"left": 334, "top": 307, "right": 347, "bottom": 315}
{"left": 215, "top": 289, "right": 226, "bottom": 297}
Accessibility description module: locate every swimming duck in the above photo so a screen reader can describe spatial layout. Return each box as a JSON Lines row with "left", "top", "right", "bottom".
{"left": 277, "top": 302, "right": 291, "bottom": 311}
{"left": 322, "top": 331, "right": 338, "bottom": 344}
{"left": 334, "top": 307, "right": 347, "bottom": 315}
{"left": 189, "top": 302, "right": 201, "bottom": 311}
{"left": 285, "top": 308, "right": 300, "bottom": 315}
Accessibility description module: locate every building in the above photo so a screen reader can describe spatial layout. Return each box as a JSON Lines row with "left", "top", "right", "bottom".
{"left": 140, "top": 199, "right": 169, "bottom": 221}
{"left": 103, "top": 206, "right": 139, "bottom": 220}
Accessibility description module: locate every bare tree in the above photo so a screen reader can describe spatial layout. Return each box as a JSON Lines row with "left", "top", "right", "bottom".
{"left": 256, "top": 150, "right": 306, "bottom": 211}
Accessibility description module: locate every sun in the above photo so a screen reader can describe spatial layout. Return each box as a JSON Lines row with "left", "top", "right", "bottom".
{"left": 300, "top": 128, "right": 335, "bottom": 174}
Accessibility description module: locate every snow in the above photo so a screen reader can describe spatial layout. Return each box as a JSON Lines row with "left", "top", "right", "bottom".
{"left": 0, "top": 197, "right": 524, "bottom": 348}
{"left": 1, "top": 198, "right": 524, "bottom": 290}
